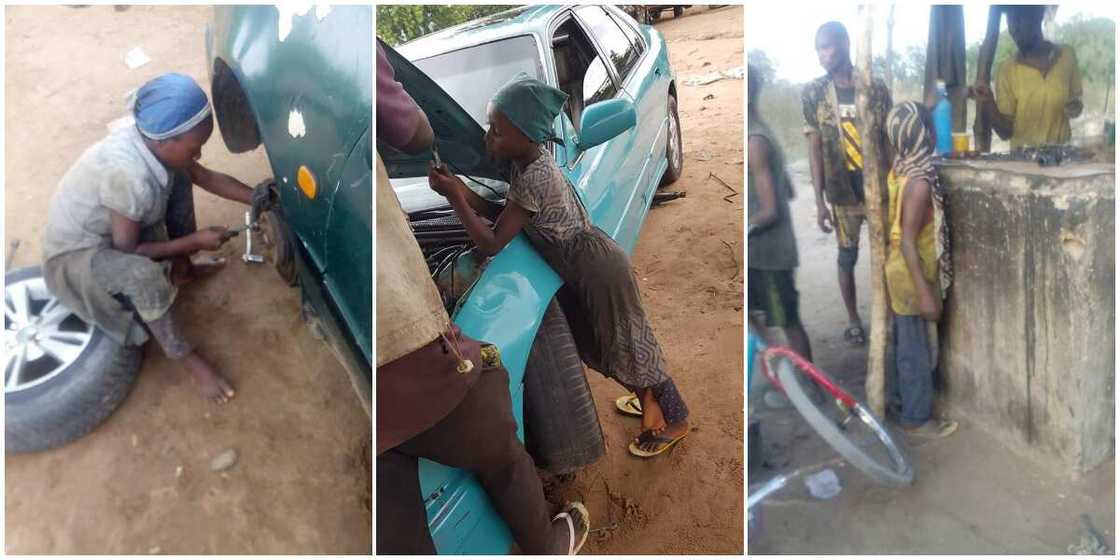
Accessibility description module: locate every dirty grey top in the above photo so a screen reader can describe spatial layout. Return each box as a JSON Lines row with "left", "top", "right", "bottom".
{"left": 42, "top": 124, "right": 174, "bottom": 260}
{"left": 507, "top": 148, "right": 593, "bottom": 246}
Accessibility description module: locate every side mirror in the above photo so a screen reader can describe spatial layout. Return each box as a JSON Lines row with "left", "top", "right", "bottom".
{"left": 577, "top": 99, "right": 636, "bottom": 152}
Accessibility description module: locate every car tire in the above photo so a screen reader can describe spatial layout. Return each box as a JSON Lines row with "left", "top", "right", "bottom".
{"left": 660, "top": 93, "right": 684, "bottom": 186}
{"left": 5, "top": 266, "right": 143, "bottom": 454}
{"left": 262, "top": 207, "right": 298, "bottom": 287}
{"left": 673, "top": 6, "right": 684, "bottom": 17}
{"left": 523, "top": 299, "right": 605, "bottom": 475}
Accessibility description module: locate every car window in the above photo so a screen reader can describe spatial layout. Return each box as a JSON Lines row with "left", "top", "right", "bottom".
{"left": 583, "top": 56, "right": 615, "bottom": 106}
{"left": 413, "top": 35, "right": 541, "bottom": 126}
{"left": 576, "top": 6, "right": 640, "bottom": 84}
{"left": 552, "top": 17, "right": 617, "bottom": 132}
{"left": 610, "top": 10, "right": 645, "bottom": 58}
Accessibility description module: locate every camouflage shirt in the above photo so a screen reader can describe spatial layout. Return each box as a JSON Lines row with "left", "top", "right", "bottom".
{"left": 801, "top": 74, "right": 892, "bottom": 207}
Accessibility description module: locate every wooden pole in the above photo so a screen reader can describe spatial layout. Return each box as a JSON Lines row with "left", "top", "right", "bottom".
{"left": 924, "top": 6, "right": 967, "bottom": 129}
{"left": 855, "top": 4, "right": 890, "bottom": 418}
{"left": 973, "top": 5, "right": 1002, "bottom": 152}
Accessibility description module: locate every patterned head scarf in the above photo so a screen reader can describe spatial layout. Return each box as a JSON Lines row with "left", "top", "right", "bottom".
{"left": 490, "top": 72, "right": 568, "bottom": 144}
{"left": 886, "top": 101, "right": 953, "bottom": 297}
{"left": 132, "top": 73, "right": 212, "bottom": 141}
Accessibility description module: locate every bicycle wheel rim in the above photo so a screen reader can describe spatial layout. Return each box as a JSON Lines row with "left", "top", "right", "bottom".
{"left": 765, "top": 348, "right": 914, "bottom": 487}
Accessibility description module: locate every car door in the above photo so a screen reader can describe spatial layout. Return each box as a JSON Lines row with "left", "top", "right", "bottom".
{"left": 573, "top": 5, "right": 664, "bottom": 254}
{"left": 548, "top": 11, "right": 627, "bottom": 238}
{"left": 322, "top": 127, "right": 372, "bottom": 366}
{"left": 609, "top": 6, "right": 673, "bottom": 243}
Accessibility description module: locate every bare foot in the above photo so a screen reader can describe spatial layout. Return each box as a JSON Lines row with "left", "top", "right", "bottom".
{"left": 181, "top": 352, "right": 236, "bottom": 404}
{"left": 172, "top": 256, "right": 226, "bottom": 286}
{"left": 638, "top": 388, "right": 667, "bottom": 434}
{"left": 631, "top": 420, "right": 691, "bottom": 455}
{"left": 659, "top": 419, "right": 690, "bottom": 440}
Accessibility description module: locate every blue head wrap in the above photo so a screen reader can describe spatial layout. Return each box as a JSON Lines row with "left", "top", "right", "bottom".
{"left": 490, "top": 72, "right": 568, "bottom": 144}
{"left": 132, "top": 73, "right": 212, "bottom": 141}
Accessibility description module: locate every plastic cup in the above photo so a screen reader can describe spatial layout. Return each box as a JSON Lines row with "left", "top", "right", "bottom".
{"left": 952, "top": 133, "right": 970, "bottom": 153}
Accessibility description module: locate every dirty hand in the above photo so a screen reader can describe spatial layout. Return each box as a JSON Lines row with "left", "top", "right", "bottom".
{"left": 816, "top": 203, "right": 834, "bottom": 234}
{"left": 428, "top": 162, "right": 465, "bottom": 200}
{"left": 1064, "top": 98, "right": 1083, "bottom": 119}
{"left": 917, "top": 290, "right": 943, "bottom": 322}
{"left": 194, "top": 226, "right": 231, "bottom": 251}
{"left": 969, "top": 83, "right": 992, "bottom": 101}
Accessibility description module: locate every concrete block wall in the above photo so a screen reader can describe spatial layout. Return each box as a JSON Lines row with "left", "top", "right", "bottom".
{"left": 936, "top": 160, "right": 1115, "bottom": 476}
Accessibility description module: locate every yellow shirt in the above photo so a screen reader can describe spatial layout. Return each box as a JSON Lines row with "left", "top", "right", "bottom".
{"left": 995, "top": 44, "right": 1082, "bottom": 149}
{"left": 885, "top": 171, "right": 938, "bottom": 316}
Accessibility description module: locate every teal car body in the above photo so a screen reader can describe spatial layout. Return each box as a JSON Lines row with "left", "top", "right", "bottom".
{"left": 206, "top": 6, "right": 372, "bottom": 411}
{"left": 380, "top": 4, "right": 679, "bottom": 553}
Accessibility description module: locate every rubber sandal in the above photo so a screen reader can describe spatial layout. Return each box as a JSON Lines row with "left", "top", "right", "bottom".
{"left": 628, "top": 429, "right": 688, "bottom": 458}
{"left": 614, "top": 394, "right": 643, "bottom": 417}
{"left": 552, "top": 502, "right": 589, "bottom": 554}
{"left": 903, "top": 418, "right": 959, "bottom": 439}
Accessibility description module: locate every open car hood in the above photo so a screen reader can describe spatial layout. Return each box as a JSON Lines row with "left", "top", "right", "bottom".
{"left": 377, "top": 39, "right": 505, "bottom": 182}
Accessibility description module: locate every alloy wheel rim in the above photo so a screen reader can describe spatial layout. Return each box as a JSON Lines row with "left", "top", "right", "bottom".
{"left": 4, "top": 275, "right": 93, "bottom": 393}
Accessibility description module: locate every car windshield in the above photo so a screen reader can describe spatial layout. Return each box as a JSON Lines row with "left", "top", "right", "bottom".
{"left": 413, "top": 35, "right": 542, "bottom": 127}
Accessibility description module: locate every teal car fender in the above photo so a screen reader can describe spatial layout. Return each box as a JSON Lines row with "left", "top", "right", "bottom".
{"left": 418, "top": 237, "right": 560, "bottom": 554}
{"left": 207, "top": 6, "right": 372, "bottom": 407}
{"left": 454, "top": 241, "right": 561, "bottom": 392}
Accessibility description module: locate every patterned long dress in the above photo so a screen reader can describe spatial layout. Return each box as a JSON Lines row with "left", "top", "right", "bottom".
{"left": 505, "top": 150, "right": 689, "bottom": 424}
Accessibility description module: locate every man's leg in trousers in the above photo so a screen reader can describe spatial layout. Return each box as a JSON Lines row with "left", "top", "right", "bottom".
{"left": 396, "top": 367, "right": 559, "bottom": 554}
{"left": 376, "top": 449, "right": 436, "bottom": 554}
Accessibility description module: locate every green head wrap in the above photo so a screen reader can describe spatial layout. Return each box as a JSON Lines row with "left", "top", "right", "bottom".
{"left": 490, "top": 72, "right": 568, "bottom": 144}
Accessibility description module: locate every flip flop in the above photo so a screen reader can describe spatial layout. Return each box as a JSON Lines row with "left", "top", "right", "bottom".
{"left": 614, "top": 394, "right": 643, "bottom": 417}
{"left": 552, "top": 502, "right": 589, "bottom": 555}
{"left": 903, "top": 418, "right": 959, "bottom": 439}
{"left": 628, "top": 429, "right": 688, "bottom": 458}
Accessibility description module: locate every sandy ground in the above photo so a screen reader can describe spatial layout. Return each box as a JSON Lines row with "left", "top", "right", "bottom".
{"left": 747, "top": 157, "right": 1115, "bottom": 554}
{"left": 547, "top": 6, "right": 745, "bottom": 554}
{"left": 4, "top": 6, "right": 371, "bottom": 554}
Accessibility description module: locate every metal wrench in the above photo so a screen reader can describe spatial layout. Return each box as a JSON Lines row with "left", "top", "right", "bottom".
{"left": 241, "top": 211, "right": 264, "bottom": 263}
{"left": 220, "top": 223, "right": 250, "bottom": 242}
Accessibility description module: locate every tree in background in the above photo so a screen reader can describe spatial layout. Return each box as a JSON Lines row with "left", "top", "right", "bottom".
{"left": 748, "top": 50, "right": 776, "bottom": 86}
{"left": 1055, "top": 15, "right": 1115, "bottom": 113}
{"left": 874, "top": 45, "right": 925, "bottom": 99}
{"left": 377, "top": 5, "right": 517, "bottom": 46}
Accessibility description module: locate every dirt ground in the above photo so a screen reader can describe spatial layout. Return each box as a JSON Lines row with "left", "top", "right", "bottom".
{"left": 4, "top": 6, "right": 371, "bottom": 554}
{"left": 547, "top": 6, "right": 746, "bottom": 554}
{"left": 747, "top": 158, "right": 1115, "bottom": 553}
